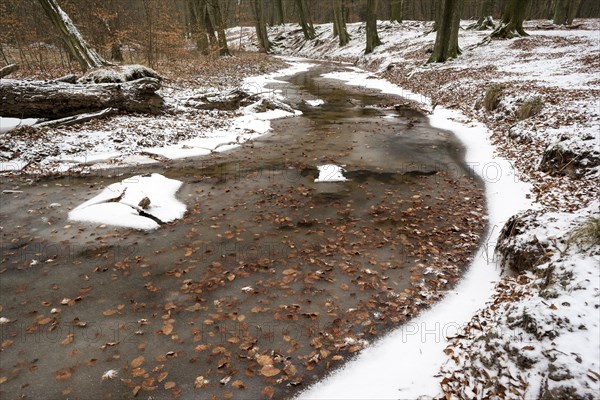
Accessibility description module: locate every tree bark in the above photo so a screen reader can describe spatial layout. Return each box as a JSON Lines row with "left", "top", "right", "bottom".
{"left": 189, "top": 0, "right": 210, "bottom": 54}
{"left": 253, "top": 0, "right": 271, "bottom": 53}
{"left": 273, "top": 0, "right": 284, "bottom": 25}
{"left": 428, "top": 0, "right": 462, "bottom": 63}
{"left": 491, "top": 0, "right": 531, "bottom": 38}
{"left": 467, "top": 0, "right": 495, "bottom": 30}
{"left": 333, "top": 0, "right": 350, "bottom": 46}
{"left": 37, "top": 0, "right": 111, "bottom": 72}
{"left": 296, "top": 0, "right": 316, "bottom": 40}
{"left": 554, "top": 0, "right": 582, "bottom": 24}
{"left": 365, "top": 0, "right": 382, "bottom": 54}
{"left": 0, "top": 78, "right": 163, "bottom": 119}
{"left": 207, "top": 0, "right": 231, "bottom": 56}
{"left": 391, "top": 0, "right": 403, "bottom": 23}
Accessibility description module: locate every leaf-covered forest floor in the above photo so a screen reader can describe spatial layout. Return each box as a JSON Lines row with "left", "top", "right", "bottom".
{"left": 228, "top": 19, "right": 600, "bottom": 399}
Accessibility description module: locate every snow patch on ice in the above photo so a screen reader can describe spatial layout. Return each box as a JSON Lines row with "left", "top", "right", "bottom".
{"left": 305, "top": 99, "right": 325, "bottom": 107}
{"left": 314, "top": 164, "right": 348, "bottom": 183}
{"left": 69, "top": 173, "right": 186, "bottom": 230}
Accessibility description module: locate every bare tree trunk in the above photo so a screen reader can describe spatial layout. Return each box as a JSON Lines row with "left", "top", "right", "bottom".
{"left": 273, "top": 0, "right": 285, "bottom": 25}
{"left": 296, "top": 0, "right": 316, "bottom": 40}
{"left": 253, "top": 0, "right": 271, "bottom": 52}
{"left": 391, "top": 0, "right": 403, "bottom": 22}
{"left": 567, "top": 0, "right": 582, "bottom": 23}
{"left": 431, "top": 0, "right": 443, "bottom": 32}
{"left": 142, "top": 0, "right": 155, "bottom": 67}
{"left": 491, "top": 0, "right": 531, "bottom": 38}
{"left": 203, "top": 1, "right": 218, "bottom": 49}
{"left": 189, "top": 0, "right": 210, "bottom": 54}
{"left": 207, "top": 0, "right": 231, "bottom": 56}
{"left": 554, "top": 0, "right": 582, "bottom": 24}
{"left": 333, "top": 0, "right": 350, "bottom": 46}
{"left": 37, "top": 0, "right": 111, "bottom": 72}
{"left": 365, "top": 0, "right": 382, "bottom": 54}
{"left": 428, "top": 0, "right": 461, "bottom": 63}
{"left": 468, "top": 0, "right": 495, "bottom": 30}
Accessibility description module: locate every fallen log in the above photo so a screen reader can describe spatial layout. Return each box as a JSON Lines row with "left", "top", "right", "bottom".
{"left": 0, "top": 77, "right": 163, "bottom": 119}
{"left": 189, "top": 88, "right": 260, "bottom": 111}
{"left": 0, "top": 63, "right": 19, "bottom": 78}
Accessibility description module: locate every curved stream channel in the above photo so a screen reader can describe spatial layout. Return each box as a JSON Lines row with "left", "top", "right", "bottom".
{"left": 0, "top": 63, "right": 485, "bottom": 399}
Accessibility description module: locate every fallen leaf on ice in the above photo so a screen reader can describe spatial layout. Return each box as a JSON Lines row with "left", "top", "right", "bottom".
{"left": 260, "top": 365, "right": 281, "bottom": 377}
{"left": 131, "top": 355, "right": 145, "bottom": 368}
{"left": 194, "top": 375, "right": 209, "bottom": 388}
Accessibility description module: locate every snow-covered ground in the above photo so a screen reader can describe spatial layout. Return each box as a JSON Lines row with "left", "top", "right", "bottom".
{"left": 224, "top": 19, "right": 600, "bottom": 399}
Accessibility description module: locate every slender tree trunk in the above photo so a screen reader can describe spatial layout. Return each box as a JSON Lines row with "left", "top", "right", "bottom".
{"left": 189, "top": 0, "right": 210, "bottom": 54}
{"left": 37, "top": 0, "right": 110, "bottom": 71}
{"left": 333, "top": 0, "right": 350, "bottom": 46}
{"left": 491, "top": 0, "right": 531, "bottom": 38}
{"left": 391, "top": 0, "right": 403, "bottom": 22}
{"left": 273, "top": 0, "right": 284, "bottom": 25}
{"left": 566, "top": 0, "right": 582, "bottom": 24}
{"left": 142, "top": 0, "right": 155, "bottom": 67}
{"left": 365, "top": 0, "right": 382, "bottom": 54}
{"left": 554, "top": 0, "right": 581, "bottom": 24}
{"left": 431, "top": 0, "right": 443, "bottom": 32}
{"left": 296, "top": 0, "right": 315, "bottom": 40}
{"left": 207, "top": 0, "right": 230, "bottom": 56}
{"left": 468, "top": 0, "right": 495, "bottom": 30}
{"left": 253, "top": 0, "right": 271, "bottom": 52}
{"left": 428, "top": 0, "right": 461, "bottom": 63}
{"left": 198, "top": 0, "right": 218, "bottom": 49}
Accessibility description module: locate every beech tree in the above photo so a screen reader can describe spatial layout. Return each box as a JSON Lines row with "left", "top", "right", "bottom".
{"left": 467, "top": 0, "right": 495, "bottom": 30}
{"left": 553, "top": 0, "right": 582, "bottom": 25}
{"left": 333, "top": 0, "right": 350, "bottom": 46}
{"left": 491, "top": 0, "right": 532, "bottom": 38}
{"left": 428, "top": 0, "right": 461, "bottom": 63}
{"left": 272, "top": 0, "right": 284, "bottom": 25}
{"left": 253, "top": 0, "right": 271, "bottom": 52}
{"left": 188, "top": 0, "right": 210, "bottom": 54}
{"left": 296, "top": 0, "right": 316, "bottom": 40}
{"left": 207, "top": 0, "right": 230, "bottom": 56}
{"left": 38, "top": 0, "right": 111, "bottom": 71}
{"left": 391, "top": 0, "right": 404, "bottom": 23}
{"left": 365, "top": 0, "right": 381, "bottom": 54}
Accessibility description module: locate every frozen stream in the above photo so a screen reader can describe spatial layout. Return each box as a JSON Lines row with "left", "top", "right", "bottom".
{"left": 0, "top": 63, "right": 485, "bottom": 399}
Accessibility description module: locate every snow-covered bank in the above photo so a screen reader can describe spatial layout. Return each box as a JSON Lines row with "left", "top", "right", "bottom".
{"left": 0, "top": 58, "right": 312, "bottom": 175}
{"left": 298, "top": 68, "right": 532, "bottom": 400}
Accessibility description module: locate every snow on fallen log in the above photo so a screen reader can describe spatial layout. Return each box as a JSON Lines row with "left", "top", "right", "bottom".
{"left": 69, "top": 173, "right": 186, "bottom": 230}
{"left": 0, "top": 77, "right": 163, "bottom": 119}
